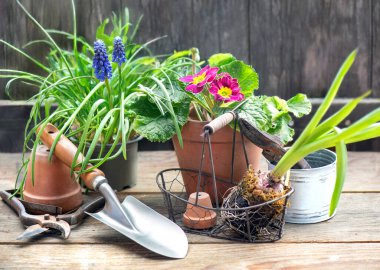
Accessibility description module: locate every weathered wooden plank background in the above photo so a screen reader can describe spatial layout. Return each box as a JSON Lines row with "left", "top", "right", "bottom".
{"left": 0, "top": 0, "right": 379, "bottom": 151}
{"left": 0, "top": 0, "right": 376, "bottom": 99}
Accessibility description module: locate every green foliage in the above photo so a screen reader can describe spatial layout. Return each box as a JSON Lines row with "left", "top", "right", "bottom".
{"left": 330, "top": 128, "right": 347, "bottom": 216}
{"left": 208, "top": 54, "right": 259, "bottom": 98}
{"left": 208, "top": 53, "right": 235, "bottom": 67}
{"left": 177, "top": 52, "right": 312, "bottom": 143}
{"left": 263, "top": 94, "right": 311, "bottom": 143}
{"left": 267, "top": 114, "right": 294, "bottom": 144}
{"left": 271, "top": 50, "right": 380, "bottom": 215}
{"left": 287, "top": 94, "right": 312, "bottom": 118}
{"left": 220, "top": 60, "right": 259, "bottom": 97}
{"left": 127, "top": 94, "right": 190, "bottom": 142}
{"left": 1, "top": 1, "right": 194, "bottom": 195}
{"left": 238, "top": 95, "right": 311, "bottom": 144}
{"left": 237, "top": 96, "right": 268, "bottom": 130}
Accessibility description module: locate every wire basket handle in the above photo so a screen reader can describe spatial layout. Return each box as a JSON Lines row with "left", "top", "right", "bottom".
{"left": 203, "top": 112, "right": 235, "bottom": 135}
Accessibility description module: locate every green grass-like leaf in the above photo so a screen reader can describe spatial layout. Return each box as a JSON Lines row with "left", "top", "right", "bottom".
{"left": 308, "top": 90, "right": 371, "bottom": 141}
{"left": 330, "top": 128, "right": 347, "bottom": 216}
{"left": 345, "top": 123, "right": 380, "bottom": 143}
{"left": 304, "top": 50, "right": 357, "bottom": 136}
{"left": 0, "top": 39, "right": 50, "bottom": 72}
{"left": 16, "top": 0, "right": 77, "bottom": 86}
{"left": 5, "top": 2, "right": 196, "bottom": 194}
{"left": 273, "top": 49, "right": 358, "bottom": 178}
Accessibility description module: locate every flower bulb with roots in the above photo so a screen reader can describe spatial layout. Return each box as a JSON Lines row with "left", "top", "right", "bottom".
{"left": 240, "top": 166, "right": 287, "bottom": 211}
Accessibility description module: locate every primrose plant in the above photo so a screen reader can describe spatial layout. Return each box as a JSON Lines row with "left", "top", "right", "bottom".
{"left": 178, "top": 51, "right": 312, "bottom": 144}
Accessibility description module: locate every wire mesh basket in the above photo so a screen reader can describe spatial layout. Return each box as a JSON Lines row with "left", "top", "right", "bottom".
{"left": 156, "top": 113, "right": 294, "bottom": 242}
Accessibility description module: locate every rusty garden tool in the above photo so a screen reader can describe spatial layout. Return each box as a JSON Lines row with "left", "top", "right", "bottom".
{"left": 19, "top": 199, "right": 63, "bottom": 215}
{"left": 38, "top": 123, "right": 188, "bottom": 259}
{"left": 0, "top": 190, "right": 105, "bottom": 240}
{"left": 203, "top": 112, "right": 310, "bottom": 169}
{"left": 237, "top": 118, "right": 311, "bottom": 169}
{"left": 0, "top": 190, "right": 70, "bottom": 239}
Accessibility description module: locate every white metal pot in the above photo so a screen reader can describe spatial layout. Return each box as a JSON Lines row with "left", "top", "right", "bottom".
{"left": 269, "top": 149, "right": 337, "bottom": 224}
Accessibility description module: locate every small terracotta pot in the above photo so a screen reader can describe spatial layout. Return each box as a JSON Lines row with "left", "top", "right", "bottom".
{"left": 173, "top": 118, "right": 262, "bottom": 203}
{"left": 23, "top": 145, "right": 83, "bottom": 213}
{"left": 183, "top": 192, "right": 217, "bottom": 229}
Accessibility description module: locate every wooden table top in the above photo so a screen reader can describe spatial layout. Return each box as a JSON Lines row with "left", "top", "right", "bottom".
{"left": 0, "top": 151, "right": 379, "bottom": 269}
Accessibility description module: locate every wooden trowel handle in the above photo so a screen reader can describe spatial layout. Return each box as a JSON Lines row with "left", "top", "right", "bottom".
{"left": 203, "top": 112, "right": 235, "bottom": 135}
{"left": 38, "top": 123, "right": 105, "bottom": 190}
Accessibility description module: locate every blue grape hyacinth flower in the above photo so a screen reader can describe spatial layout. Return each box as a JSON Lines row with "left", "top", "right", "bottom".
{"left": 112, "top": 36, "right": 126, "bottom": 66}
{"left": 93, "top": 40, "right": 112, "bottom": 81}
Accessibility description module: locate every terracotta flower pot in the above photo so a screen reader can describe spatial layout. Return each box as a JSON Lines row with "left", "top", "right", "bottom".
{"left": 183, "top": 192, "right": 217, "bottom": 229}
{"left": 173, "top": 118, "right": 262, "bottom": 203}
{"left": 23, "top": 145, "right": 83, "bottom": 213}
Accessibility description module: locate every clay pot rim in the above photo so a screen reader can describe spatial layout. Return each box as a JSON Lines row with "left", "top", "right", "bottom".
{"left": 183, "top": 191, "right": 217, "bottom": 229}
{"left": 80, "top": 135, "right": 143, "bottom": 148}
{"left": 185, "top": 116, "right": 240, "bottom": 132}
{"left": 23, "top": 186, "right": 81, "bottom": 201}
{"left": 35, "top": 145, "right": 53, "bottom": 156}
{"left": 24, "top": 145, "right": 83, "bottom": 212}
{"left": 182, "top": 211, "right": 217, "bottom": 229}
{"left": 186, "top": 117, "right": 210, "bottom": 125}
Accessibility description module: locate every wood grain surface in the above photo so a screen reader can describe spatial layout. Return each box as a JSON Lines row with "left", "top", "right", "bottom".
{"left": 0, "top": 243, "right": 379, "bottom": 270}
{"left": 0, "top": 193, "right": 379, "bottom": 244}
{"left": 0, "top": 150, "right": 379, "bottom": 269}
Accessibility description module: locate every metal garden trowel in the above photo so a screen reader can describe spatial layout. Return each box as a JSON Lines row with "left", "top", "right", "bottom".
{"left": 38, "top": 124, "right": 188, "bottom": 259}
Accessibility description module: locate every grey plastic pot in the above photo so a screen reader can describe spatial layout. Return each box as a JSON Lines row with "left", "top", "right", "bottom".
{"left": 269, "top": 149, "right": 337, "bottom": 224}
{"left": 91, "top": 136, "right": 142, "bottom": 191}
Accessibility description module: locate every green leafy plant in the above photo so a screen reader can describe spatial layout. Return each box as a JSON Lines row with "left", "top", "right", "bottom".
{"left": 178, "top": 52, "right": 312, "bottom": 144}
{"left": 239, "top": 50, "right": 380, "bottom": 216}
{"left": 1, "top": 1, "right": 195, "bottom": 195}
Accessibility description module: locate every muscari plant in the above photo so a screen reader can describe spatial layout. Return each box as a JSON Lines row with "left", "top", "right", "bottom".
{"left": 178, "top": 51, "right": 312, "bottom": 144}
{"left": 236, "top": 50, "right": 380, "bottom": 216}
{"left": 0, "top": 1, "right": 196, "bottom": 195}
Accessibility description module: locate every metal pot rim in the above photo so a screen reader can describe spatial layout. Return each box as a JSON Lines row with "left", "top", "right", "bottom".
{"left": 268, "top": 148, "right": 337, "bottom": 172}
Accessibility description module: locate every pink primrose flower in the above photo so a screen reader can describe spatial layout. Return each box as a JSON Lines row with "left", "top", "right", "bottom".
{"left": 179, "top": 65, "right": 219, "bottom": 93}
{"left": 209, "top": 73, "right": 244, "bottom": 102}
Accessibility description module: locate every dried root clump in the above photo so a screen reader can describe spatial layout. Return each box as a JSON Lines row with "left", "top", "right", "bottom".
{"left": 221, "top": 166, "right": 290, "bottom": 241}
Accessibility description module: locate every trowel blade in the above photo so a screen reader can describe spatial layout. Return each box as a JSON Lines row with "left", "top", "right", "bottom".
{"left": 86, "top": 196, "right": 188, "bottom": 259}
